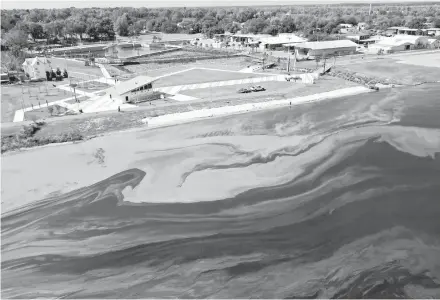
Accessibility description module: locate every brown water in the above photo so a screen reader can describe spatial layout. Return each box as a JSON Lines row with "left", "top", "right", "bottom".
{"left": 2, "top": 84, "right": 440, "bottom": 298}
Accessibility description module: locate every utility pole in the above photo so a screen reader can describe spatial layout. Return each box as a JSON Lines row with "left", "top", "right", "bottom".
{"left": 293, "top": 48, "right": 297, "bottom": 71}
{"left": 287, "top": 45, "right": 291, "bottom": 73}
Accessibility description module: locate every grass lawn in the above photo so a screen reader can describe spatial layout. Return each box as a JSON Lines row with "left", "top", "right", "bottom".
{"left": 24, "top": 105, "right": 69, "bottom": 120}
{"left": 154, "top": 68, "right": 262, "bottom": 87}
{"left": 339, "top": 58, "right": 440, "bottom": 85}
{"left": 1, "top": 84, "right": 73, "bottom": 123}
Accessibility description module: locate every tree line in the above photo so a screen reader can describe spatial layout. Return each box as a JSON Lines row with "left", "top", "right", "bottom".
{"left": 1, "top": 4, "right": 440, "bottom": 58}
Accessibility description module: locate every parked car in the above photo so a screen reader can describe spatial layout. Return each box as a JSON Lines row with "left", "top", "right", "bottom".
{"left": 251, "top": 85, "right": 265, "bottom": 92}
{"left": 238, "top": 88, "right": 251, "bottom": 93}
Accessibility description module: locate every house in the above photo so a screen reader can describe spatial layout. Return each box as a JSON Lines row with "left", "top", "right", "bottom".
{"left": 102, "top": 75, "right": 157, "bottom": 104}
{"left": 22, "top": 56, "right": 51, "bottom": 80}
{"left": 292, "top": 40, "right": 358, "bottom": 59}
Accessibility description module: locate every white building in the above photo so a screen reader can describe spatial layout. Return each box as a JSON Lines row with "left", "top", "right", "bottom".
{"left": 426, "top": 28, "right": 440, "bottom": 36}
{"left": 292, "top": 40, "right": 358, "bottom": 59}
{"left": 259, "top": 34, "right": 307, "bottom": 50}
{"left": 368, "top": 35, "right": 429, "bottom": 53}
{"left": 104, "top": 75, "right": 157, "bottom": 104}
{"left": 22, "top": 57, "right": 51, "bottom": 80}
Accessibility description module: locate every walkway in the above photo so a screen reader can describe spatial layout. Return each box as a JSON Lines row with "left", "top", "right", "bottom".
{"left": 97, "top": 64, "right": 112, "bottom": 79}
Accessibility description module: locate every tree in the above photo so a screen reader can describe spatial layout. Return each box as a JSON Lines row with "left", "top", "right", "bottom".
{"left": 245, "top": 17, "right": 268, "bottom": 34}
{"left": 28, "top": 22, "right": 45, "bottom": 40}
{"left": 432, "top": 18, "right": 440, "bottom": 28}
{"left": 3, "top": 28, "right": 29, "bottom": 56}
{"left": 99, "top": 18, "right": 115, "bottom": 40}
{"left": 406, "top": 17, "right": 426, "bottom": 29}
{"left": 161, "top": 21, "right": 178, "bottom": 33}
{"left": 280, "top": 16, "right": 296, "bottom": 33}
{"left": 1, "top": 51, "right": 23, "bottom": 72}
{"left": 115, "top": 14, "right": 130, "bottom": 36}
{"left": 263, "top": 25, "right": 279, "bottom": 36}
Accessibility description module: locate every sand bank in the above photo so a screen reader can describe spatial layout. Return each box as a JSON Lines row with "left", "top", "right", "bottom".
{"left": 143, "top": 86, "right": 373, "bottom": 128}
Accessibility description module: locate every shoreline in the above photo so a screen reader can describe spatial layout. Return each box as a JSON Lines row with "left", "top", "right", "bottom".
{"left": 143, "top": 86, "right": 374, "bottom": 129}
{"left": 1, "top": 85, "right": 383, "bottom": 155}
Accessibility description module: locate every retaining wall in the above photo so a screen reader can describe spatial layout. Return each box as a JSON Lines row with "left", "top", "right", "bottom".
{"left": 127, "top": 54, "right": 244, "bottom": 65}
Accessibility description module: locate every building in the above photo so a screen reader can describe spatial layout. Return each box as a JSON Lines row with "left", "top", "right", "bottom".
{"left": 426, "top": 28, "right": 440, "bottom": 36}
{"left": 368, "top": 40, "right": 413, "bottom": 54}
{"left": 292, "top": 40, "right": 358, "bottom": 59}
{"left": 428, "top": 39, "right": 440, "bottom": 49}
{"left": 344, "top": 32, "right": 371, "bottom": 44}
{"left": 338, "top": 23, "right": 354, "bottom": 34}
{"left": 357, "top": 22, "right": 369, "bottom": 31}
{"left": 386, "top": 27, "right": 426, "bottom": 36}
{"left": 229, "top": 33, "right": 272, "bottom": 45}
{"left": 368, "top": 35, "right": 429, "bottom": 53}
{"left": 258, "top": 34, "right": 307, "bottom": 50}
{"left": 22, "top": 56, "right": 51, "bottom": 80}
{"left": 103, "top": 75, "right": 157, "bottom": 104}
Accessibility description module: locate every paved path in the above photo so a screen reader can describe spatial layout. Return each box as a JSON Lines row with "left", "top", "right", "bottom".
{"left": 97, "top": 64, "right": 112, "bottom": 79}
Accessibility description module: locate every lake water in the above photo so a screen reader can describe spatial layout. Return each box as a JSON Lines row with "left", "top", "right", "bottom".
{"left": 2, "top": 84, "right": 440, "bottom": 298}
